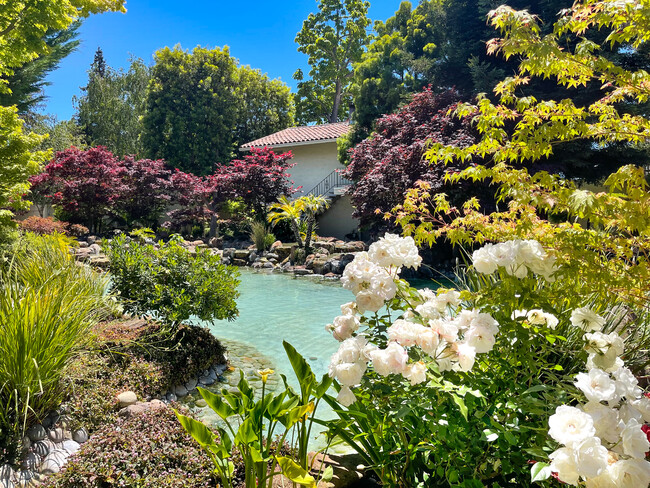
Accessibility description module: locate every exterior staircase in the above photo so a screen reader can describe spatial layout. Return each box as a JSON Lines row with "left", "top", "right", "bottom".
{"left": 305, "top": 169, "right": 352, "bottom": 198}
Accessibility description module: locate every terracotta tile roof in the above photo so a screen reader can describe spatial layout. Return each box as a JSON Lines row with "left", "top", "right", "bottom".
{"left": 240, "top": 121, "right": 350, "bottom": 150}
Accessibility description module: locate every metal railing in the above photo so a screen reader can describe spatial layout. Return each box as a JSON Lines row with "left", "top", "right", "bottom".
{"left": 305, "top": 169, "right": 352, "bottom": 197}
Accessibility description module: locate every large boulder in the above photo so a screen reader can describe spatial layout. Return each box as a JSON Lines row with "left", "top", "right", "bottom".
{"left": 116, "top": 391, "right": 138, "bottom": 407}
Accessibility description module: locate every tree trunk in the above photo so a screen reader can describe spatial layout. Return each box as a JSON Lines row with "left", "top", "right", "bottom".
{"left": 329, "top": 81, "right": 342, "bottom": 123}
{"left": 304, "top": 216, "right": 315, "bottom": 254}
{"left": 291, "top": 219, "right": 303, "bottom": 249}
{"left": 208, "top": 202, "right": 218, "bottom": 238}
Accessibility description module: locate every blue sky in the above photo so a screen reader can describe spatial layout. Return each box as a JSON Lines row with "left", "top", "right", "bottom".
{"left": 43, "top": 0, "right": 402, "bottom": 120}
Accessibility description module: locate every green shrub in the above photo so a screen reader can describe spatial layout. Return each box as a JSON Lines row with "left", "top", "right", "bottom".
{"left": 104, "top": 234, "right": 240, "bottom": 331}
{"left": 46, "top": 407, "right": 218, "bottom": 488}
{"left": 250, "top": 221, "right": 275, "bottom": 252}
{"left": 0, "top": 233, "right": 113, "bottom": 465}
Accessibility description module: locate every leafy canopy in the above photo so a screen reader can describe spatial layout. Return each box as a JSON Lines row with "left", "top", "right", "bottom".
{"left": 393, "top": 0, "right": 650, "bottom": 308}
{"left": 142, "top": 45, "right": 294, "bottom": 175}
{"left": 293, "top": 0, "right": 370, "bottom": 124}
{"left": 0, "top": 0, "right": 125, "bottom": 246}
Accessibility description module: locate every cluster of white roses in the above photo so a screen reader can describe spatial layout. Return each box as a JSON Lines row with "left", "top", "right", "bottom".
{"left": 472, "top": 239, "right": 558, "bottom": 281}
{"left": 547, "top": 308, "right": 650, "bottom": 487}
{"left": 328, "top": 234, "right": 500, "bottom": 406}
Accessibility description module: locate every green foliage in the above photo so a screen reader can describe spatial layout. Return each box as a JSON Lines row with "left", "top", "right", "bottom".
{"left": 0, "top": 0, "right": 124, "bottom": 248}
{"left": 0, "top": 23, "right": 80, "bottom": 117}
{"left": 176, "top": 343, "right": 331, "bottom": 488}
{"left": 392, "top": 0, "right": 650, "bottom": 309}
{"left": 293, "top": 0, "right": 370, "bottom": 124}
{"left": 142, "top": 45, "right": 293, "bottom": 175}
{"left": 75, "top": 54, "right": 150, "bottom": 157}
{"left": 47, "top": 407, "right": 218, "bottom": 487}
{"left": 0, "top": 106, "right": 49, "bottom": 247}
{"left": 28, "top": 114, "right": 87, "bottom": 153}
{"left": 234, "top": 65, "right": 295, "bottom": 148}
{"left": 104, "top": 234, "right": 240, "bottom": 330}
{"left": 267, "top": 196, "right": 329, "bottom": 255}
{"left": 249, "top": 221, "right": 275, "bottom": 252}
{"left": 0, "top": 233, "right": 113, "bottom": 464}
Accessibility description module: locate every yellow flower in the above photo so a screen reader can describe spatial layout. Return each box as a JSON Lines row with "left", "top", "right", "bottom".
{"left": 257, "top": 368, "right": 274, "bottom": 384}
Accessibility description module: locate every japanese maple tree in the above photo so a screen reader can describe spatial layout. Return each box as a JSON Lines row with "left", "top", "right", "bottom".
{"left": 35, "top": 146, "right": 127, "bottom": 232}
{"left": 344, "top": 88, "right": 491, "bottom": 228}
{"left": 213, "top": 147, "right": 296, "bottom": 219}
{"left": 116, "top": 156, "right": 173, "bottom": 228}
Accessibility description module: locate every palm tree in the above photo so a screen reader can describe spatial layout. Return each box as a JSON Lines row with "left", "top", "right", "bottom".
{"left": 300, "top": 195, "right": 329, "bottom": 255}
{"left": 268, "top": 196, "right": 304, "bottom": 249}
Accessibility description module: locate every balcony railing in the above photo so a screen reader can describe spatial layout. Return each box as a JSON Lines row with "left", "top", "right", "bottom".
{"left": 305, "top": 169, "right": 352, "bottom": 198}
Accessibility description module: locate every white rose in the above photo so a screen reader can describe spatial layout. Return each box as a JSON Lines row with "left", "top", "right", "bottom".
{"left": 575, "top": 436, "right": 609, "bottom": 479}
{"left": 330, "top": 314, "right": 360, "bottom": 341}
{"left": 549, "top": 405, "right": 596, "bottom": 447}
{"left": 336, "top": 386, "right": 357, "bottom": 407}
{"left": 430, "top": 319, "right": 459, "bottom": 343}
{"left": 583, "top": 402, "right": 622, "bottom": 444}
{"left": 549, "top": 447, "right": 580, "bottom": 486}
{"left": 465, "top": 325, "right": 496, "bottom": 353}
{"left": 387, "top": 319, "right": 425, "bottom": 347}
{"left": 453, "top": 309, "right": 479, "bottom": 330}
{"left": 370, "top": 342, "right": 408, "bottom": 376}
{"left": 416, "top": 327, "right": 440, "bottom": 355}
{"left": 526, "top": 309, "right": 559, "bottom": 329}
{"left": 608, "top": 459, "right": 650, "bottom": 488}
{"left": 436, "top": 289, "right": 461, "bottom": 308}
{"left": 332, "top": 336, "right": 367, "bottom": 364}
{"left": 471, "top": 244, "right": 497, "bottom": 274}
{"left": 403, "top": 361, "right": 427, "bottom": 386}
{"left": 587, "top": 352, "right": 623, "bottom": 373}
{"left": 453, "top": 342, "right": 476, "bottom": 372}
{"left": 629, "top": 396, "right": 650, "bottom": 423}
{"left": 355, "top": 290, "right": 385, "bottom": 314}
{"left": 340, "top": 301, "right": 357, "bottom": 316}
{"left": 613, "top": 367, "right": 640, "bottom": 400}
{"left": 618, "top": 402, "right": 644, "bottom": 425}
{"left": 489, "top": 241, "right": 518, "bottom": 268}
{"left": 370, "top": 272, "right": 397, "bottom": 301}
{"left": 620, "top": 418, "right": 650, "bottom": 459}
{"left": 571, "top": 307, "right": 606, "bottom": 332}
{"left": 332, "top": 361, "right": 366, "bottom": 386}
{"left": 575, "top": 369, "right": 618, "bottom": 403}
{"left": 585, "top": 467, "right": 617, "bottom": 488}
{"left": 415, "top": 302, "right": 442, "bottom": 320}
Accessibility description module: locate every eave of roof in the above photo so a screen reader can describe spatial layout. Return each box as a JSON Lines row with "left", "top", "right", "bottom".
{"left": 240, "top": 121, "right": 350, "bottom": 150}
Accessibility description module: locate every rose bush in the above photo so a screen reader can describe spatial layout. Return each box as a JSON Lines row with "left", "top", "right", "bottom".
{"left": 323, "top": 234, "right": 649, "bottom": 487}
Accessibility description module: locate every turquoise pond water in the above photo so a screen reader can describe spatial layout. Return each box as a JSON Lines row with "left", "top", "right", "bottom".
{"left": 191, "top": 270, "right": 443, "bottom": 449}
{"left": 203, "top": 271, "right": 355, "bottom": 389}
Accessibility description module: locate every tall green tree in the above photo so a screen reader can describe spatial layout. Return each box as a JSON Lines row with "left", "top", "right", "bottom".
{"left": 141, "top": 45, "right": 238, "bottom": 175}
{"left": 142, "top": 45, "right": 294, "bottom": 175}
{"left": 233, "top": 66, "right": 294, "bottom": 150}
{"left": 293, "top": 0, "right": 371, "bottom": 124}
{"left": 75, "top": 52, "right": 150, "bottom": 157}
{"left": 28, "top": 114, "right": 86, "bottom": 153}
{"left": 0, "top": 0, "right": 125, "bottom": 246}
{"left": 0, "top": 23, "right": 81, "bottom": 118}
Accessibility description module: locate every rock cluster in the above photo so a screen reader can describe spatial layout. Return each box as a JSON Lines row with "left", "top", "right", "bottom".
{"left": 1, "top": 411, "right": 89, "bottom": 487}
{"left": 161, "top": 362, "right": 228, "bottom": 402}
{"left": 221, "top": 238, "right": 366, "bottom": 278}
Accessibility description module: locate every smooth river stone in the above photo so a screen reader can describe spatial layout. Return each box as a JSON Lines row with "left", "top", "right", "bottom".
{"left": 40, "top": 449, "right": 68, "bottom": 474}
{"left": 25, "top": 425, "right": 46, "bottom": 443}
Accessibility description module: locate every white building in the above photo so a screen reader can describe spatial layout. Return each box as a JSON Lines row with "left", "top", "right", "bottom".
{"left": 240, "top": 122, "right": 359, "bottom": 239}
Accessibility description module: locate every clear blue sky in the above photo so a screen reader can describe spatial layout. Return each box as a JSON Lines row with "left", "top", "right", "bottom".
{"left": 43, "top": 0, "right": 403, "bottom": 120}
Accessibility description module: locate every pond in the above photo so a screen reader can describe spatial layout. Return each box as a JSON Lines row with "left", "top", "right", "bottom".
{"left": 188, "top": 269, "right": 442, "bottom": 450}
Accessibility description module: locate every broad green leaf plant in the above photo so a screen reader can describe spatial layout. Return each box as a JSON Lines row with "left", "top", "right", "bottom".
{"left": 176, "top": 341, "right": 333, "bottom": 488}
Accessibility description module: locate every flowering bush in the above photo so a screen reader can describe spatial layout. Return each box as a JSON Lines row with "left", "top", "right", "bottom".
{"left": 47, "top": 407, "right": 218, "bottom": 488}
{"left": 324, "top": 234, "right": 649, "bottom": 487}
{"left": 536, "top": 336, "right": 650, "bottom": 487}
